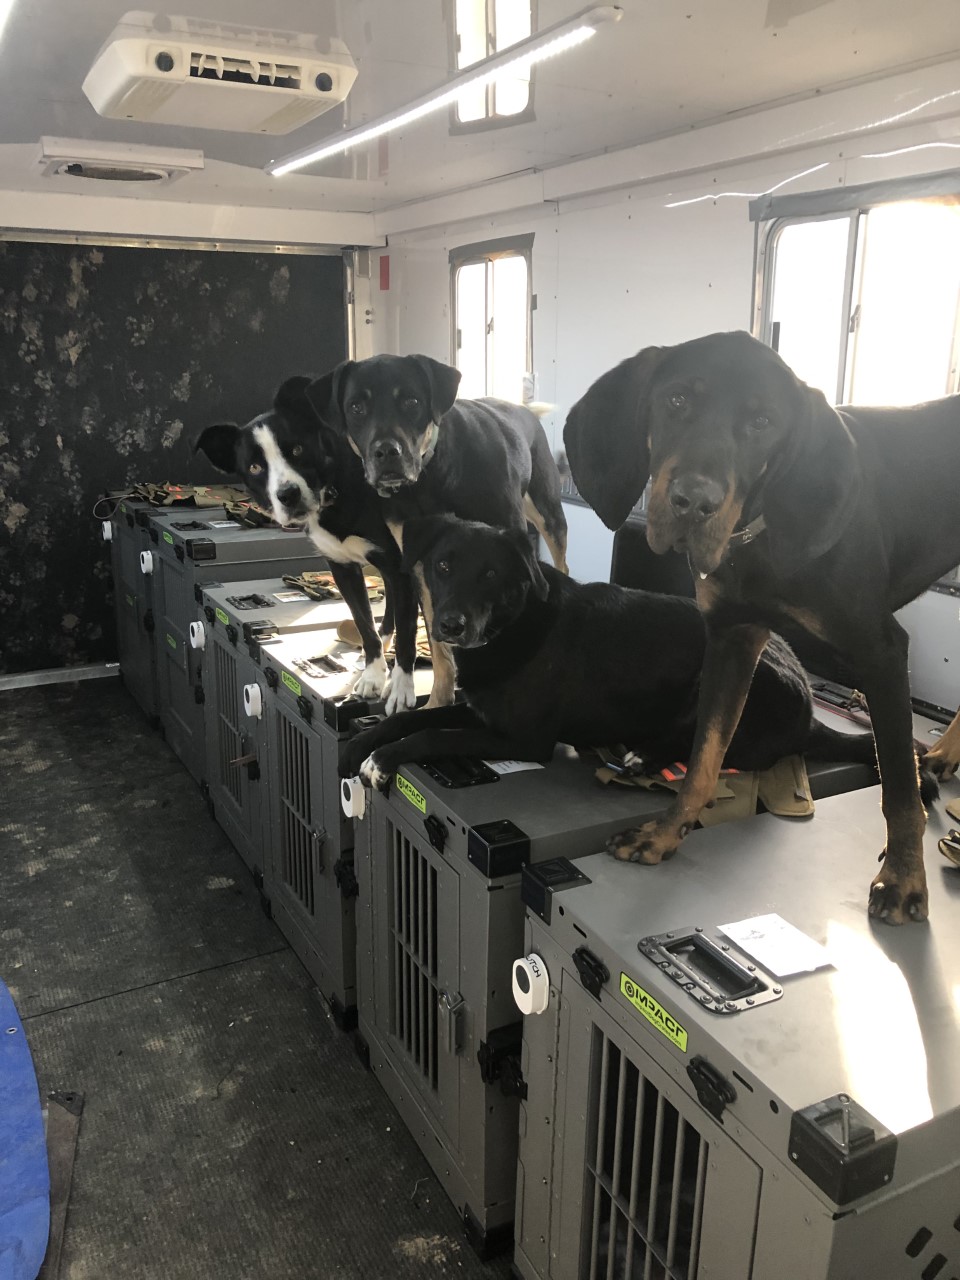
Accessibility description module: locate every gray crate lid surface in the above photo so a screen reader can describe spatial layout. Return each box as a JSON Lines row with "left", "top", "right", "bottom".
{"left": 200, "top": 577, "right": 363, "bottom": 637}
{"left": 147, "top": 509, "right": 321, "bottom": 562}
{"left": 535, "top": 783, "right": 960, "bottom": 1148}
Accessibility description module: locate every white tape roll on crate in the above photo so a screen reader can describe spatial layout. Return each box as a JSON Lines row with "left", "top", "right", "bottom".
{"left": 139, "top": 550, "right": 154, "bottom": 575}
{"left": 243, "top": 683, "right": 263, "bottom": 719}
{"left": 513, "top": 953, "right": 550, "bottom": 1016}
{"left": 188, "top": 621, "right": 205, "bottom": 651}
{"left": 341, "top": 776, "right": 366, "bottom": 820}
{"left": 101, "top": 520, "right": 112, "bottom": 542}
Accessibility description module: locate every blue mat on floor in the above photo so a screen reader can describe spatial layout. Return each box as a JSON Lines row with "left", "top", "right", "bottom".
{"left": 0, "top": 979, "right": 49, "bottom": 1280}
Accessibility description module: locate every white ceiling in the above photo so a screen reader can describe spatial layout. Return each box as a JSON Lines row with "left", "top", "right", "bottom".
{"left": 2, "top": 0, "right": 960, "bottom": 214}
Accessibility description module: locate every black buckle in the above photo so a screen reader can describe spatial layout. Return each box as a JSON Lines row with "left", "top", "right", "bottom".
{"left": 573, "top": 947, "right": 609, "bottom": 999}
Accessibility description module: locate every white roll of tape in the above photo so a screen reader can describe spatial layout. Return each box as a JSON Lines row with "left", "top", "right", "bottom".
{"left": 243, "top": 683, "right": 263, "bottom": 719}
{"left": 188, "top": 620, "right": 205, "bottom": 651}
{"left": 101, "top": 520, "right": 112, "bottom": 542}
{"left": 512, "top": 953, "right": 550, "bottom": 1016}
{"left": 139, "top": 550, "right": 154, "bottom": 575}
{"left": 341, "top": 776, "right": 366, "bottom": 820}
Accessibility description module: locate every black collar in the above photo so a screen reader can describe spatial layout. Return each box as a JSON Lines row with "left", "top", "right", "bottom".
{"left": 727, "top": 513, "right": 766, "bottom": 548}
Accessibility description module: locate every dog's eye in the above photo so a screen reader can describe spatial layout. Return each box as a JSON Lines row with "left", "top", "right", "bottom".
{"left": 436, "top": 560, "right": 450, "bottom": 575}
{"left": 483, "top": 567, "right": 497, "bottom": 581}
{"left": 349, "top": 400, "right": 367, "bottom": 416}
{"left": 248, "top": 463, "right": 263, "bottom": 475}
{"left": 291, "top": 444, "right": 303, "bottom": 458}
{"left": 668, "top": 392, "right": 687, "bottom": 411}
{"left": 749, "top": 414, "right": 771, "bottom": 432}
{"left": 402, "top": 397, "right": 419, "bottom": 412}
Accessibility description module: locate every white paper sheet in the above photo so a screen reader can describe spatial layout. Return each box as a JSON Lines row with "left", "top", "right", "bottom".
{"left": 482, "top": 759, "right": 545, "bottom": 775}
{"left": 717, "top": 912, "right": 832, "bottom": 978}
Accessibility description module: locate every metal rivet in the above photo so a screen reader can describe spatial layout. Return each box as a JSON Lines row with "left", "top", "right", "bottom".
{"left": 746, "top": 997, "right": 755, "bottom": 1005}
{"left": 773, "top": 987, "right": 782, "bottom": 995}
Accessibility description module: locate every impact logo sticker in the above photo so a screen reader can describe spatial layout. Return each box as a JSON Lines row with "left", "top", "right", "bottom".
{"left": 215, "top": 607, "right": 229, "bottom": 626}
{"left": 166, "top": 634, "right": 177, "bottom": 651}
{"left": 162, "top": 531, "right": 174, "bottom": 545}
{"left": 281, "top": 670, "right": 302, "bottom": 697}
{"left": 396, "top": 773, "right": 426, "bottom": 813}
{"left": 620, "top": 973, "right": 688, "bottom": 1052}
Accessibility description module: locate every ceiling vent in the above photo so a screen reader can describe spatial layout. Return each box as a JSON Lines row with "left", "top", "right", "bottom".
{"left": 82, "top": 16, "right": 358, "bottom": 135}
{"left": 35, "top": 137, "right": 205, "bottom": 185}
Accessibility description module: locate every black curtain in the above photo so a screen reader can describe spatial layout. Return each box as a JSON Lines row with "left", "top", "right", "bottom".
{"left": 0, "top": 241, "right": 346, "bottom": 674}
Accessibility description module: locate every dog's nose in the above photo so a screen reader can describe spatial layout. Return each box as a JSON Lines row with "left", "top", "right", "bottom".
{"left": 276, "top": 482, "right": 301, "bottom": 510}
{"left": 373, "top": 439, "right": 402, "bottom": 462}
{"left": 437, "top": 612, "right": 467, "bottom": 640}
{"left": 668, "top": 474, "right": 724, "bottom": 522}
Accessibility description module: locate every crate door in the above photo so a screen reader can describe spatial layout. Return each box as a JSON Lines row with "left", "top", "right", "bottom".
{"left": 115, "top": 574, "right": 155, "bottom": 717}
{"left": 207, "top": 637, "right": 260, "bottom": 869}
{"left": 155, "top": 556, "right": 197, "bottom": 755}
{"left": 553, "top": 978, "right": 762, "bottom": 1280}
{"left": 268, "top": 703, "right": 347, "bottom": 965}
{"left": 375, "top": 812, "right": 461, "bottom": 1147}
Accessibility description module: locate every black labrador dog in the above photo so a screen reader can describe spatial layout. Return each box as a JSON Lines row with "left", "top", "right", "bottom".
{"left": 306, "top": 354, "right": 569, "bottom": 707}
{"left": 195, "top": 377, "right": 419, "bottom": 713}
{"left": 338, "top": 514, "right": 881, "bottom": 794}
{"left": 564, "top": 329, "right": 960, "bottom": 924}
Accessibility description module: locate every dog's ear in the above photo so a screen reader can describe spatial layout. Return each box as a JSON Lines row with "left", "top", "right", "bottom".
{"left": 305, "top": 361, "right": 355, "bottom": 430}
{"left": 762, "top": 384, "right": 861, "bottom": 577}
{"left": 274, "top": 375, "right": 315, "bottom": 419}
{"left": 503, "top": 528, "right": 550, "bottom": 602}
{"left": 563, "top": 347, "right": 666, "bottom": 531}
{"left": 194, "top": 423, "right": 241, "bottom": 475}
{"left": 410, "top": 355, "right": 461, "bottom": 423}
{"left": 401, "top": 514, "right": 457, "bottom": 574}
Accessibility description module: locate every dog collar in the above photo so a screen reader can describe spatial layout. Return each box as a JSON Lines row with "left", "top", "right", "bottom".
{"left": 421, "top": 421, "right": 440, "bottom": 466}
{"left": 727, "top": 513, "right": 766, "bottom": 547}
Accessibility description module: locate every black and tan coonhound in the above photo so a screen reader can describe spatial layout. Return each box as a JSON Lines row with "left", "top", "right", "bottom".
{"left": 564, "top": 329, "right": 960, "bottom": 925}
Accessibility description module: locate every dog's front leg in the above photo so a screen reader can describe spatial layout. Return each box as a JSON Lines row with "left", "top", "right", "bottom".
{"left": 608, "top": 621, "right": 770, "bottom": 864}
{"left": 340, "top": 704, "right": 476, "bottom": 780}
{"left": 361, "top": 724, "right": 553, "bottom": 793}
{"left": 854, "top": 621, "right": 930, "bottom": 924}
{"left": 412, "top": 565, "right": 456, "bottom": 708}
{"left": 328, "top": 560, "right": 388, "bottom": 699}
{"left": 382, "top": 570, "right": 419, "bottom": 715}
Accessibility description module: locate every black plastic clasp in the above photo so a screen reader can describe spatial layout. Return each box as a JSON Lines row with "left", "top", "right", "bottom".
{"left": 225, "top": 624, "right": 238, "bottom": 646}
{"left": 334, "top": 858, "right": 359, "bottom": 900}
{"left": 263, "top": 666, "right": 279, "bottom": 690}
{"left": 297, "top": 695, "right": 313, "bottom": 724}
{"left": 467, "top": 819, "right": 530, "bottom": 878}
{"left": 203, "top": 606, "right": 215, "bottom": 623}
{"left": 193, "top": 685, "right": 205, "bottom": 705}
{"left": 174, "top": 544, "right": 185, "bottom": 562}
{"left": 149, "top": 527, "right": 159, "bottom": 543}
{"left": 477, "top": 1023, "right": 527, "bottom": 1099}
{"left": 789, "top": 1094, "right": 897, "bottom": 1205}
{"left": 573, "top": 947, "right": 609, "bottom": 1000}
{"left": 143, "top": 609, "right": 155, "bottom": 634}
{"left": 246, "top": 759, "right": 260, "bottom": 782}
{"left": 423, "top": 814, "right": 447, "bottom": 854}
{"left": 686, "top": 1055, "right": 737, "bottom": 1123}
{"left": 186, "top": 537, "right": 216, "bottom": 562}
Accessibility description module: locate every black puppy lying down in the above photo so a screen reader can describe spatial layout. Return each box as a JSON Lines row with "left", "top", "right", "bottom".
{"left": 339, "top": 515, "right": 880, "bottom": 800}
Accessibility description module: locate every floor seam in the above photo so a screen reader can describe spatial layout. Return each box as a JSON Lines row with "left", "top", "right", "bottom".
{"left": 20, "top": 944, "right": 291, "bottom": 1023}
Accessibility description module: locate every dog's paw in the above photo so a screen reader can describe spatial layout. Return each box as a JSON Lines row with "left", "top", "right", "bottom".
{"left": 352, "top": 655, "right": 389, "bottom": 700}
{"left": 360, "top": 752, "right": 392, "bottom": 794}
{"left": 922, "top": 744, "right": 960, "bottom": 781}
{"left": 383, "top": 668, "right": 416, "bottom": 716}
{"left": 606, "top": 819, "right": 689, "bottom": 865}
{"left": 869, "top": 859, "right": 929, "bottom": 925}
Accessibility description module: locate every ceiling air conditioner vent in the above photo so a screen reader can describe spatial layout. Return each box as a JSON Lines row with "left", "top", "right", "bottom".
{"left": 83, "top": 17, "right": 357, "bottom": 135}
{"left": 35, "top": 138, "right": 205, "bottom": 186}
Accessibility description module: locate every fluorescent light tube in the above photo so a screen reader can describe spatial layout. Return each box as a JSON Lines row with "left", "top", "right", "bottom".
{"left": 267, "top": 4, "right": 622, "bottom": 177}
{"left": 0, "top": 0, "right": 16, "bottom": 44}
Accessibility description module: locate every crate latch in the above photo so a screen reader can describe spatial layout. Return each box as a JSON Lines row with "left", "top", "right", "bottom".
{"left": 439, "top": 990, "right": 464, "bottom": 1055}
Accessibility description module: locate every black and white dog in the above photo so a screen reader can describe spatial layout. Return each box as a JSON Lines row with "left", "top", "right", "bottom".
{"left": 339, "top": 515, "right": 892, "bottom": 805}
{"left": 306, "top": 354, "right": 569, "bottom": 707}
{"left": 195, "top": 377, "right": 420, "bottom": 713}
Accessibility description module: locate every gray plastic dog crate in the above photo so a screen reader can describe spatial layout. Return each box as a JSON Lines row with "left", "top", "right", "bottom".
{"left": 104, "top": 496, "right": 168, "bottom": 722}
{"left": 258, "top": 628, "right": 432, "bottom": 1026}
{"left": 146, "top": 513, "right": 323, "bottom": 784}
{"left": 354, "top": 754, "right": 681, "bottom": 1257}
{"left": 512, "top": 784, "right": 960, "bottom": 1280}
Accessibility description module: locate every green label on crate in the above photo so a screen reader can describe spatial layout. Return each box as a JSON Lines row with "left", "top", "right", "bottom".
{"left": 166, "top": 633, "right": 177, "bottom": 651}
{"left": 215, "top": 607, "right": 229, "bottom": 626}
{"left": 120, "top": 503, "right": 127, "bottom": 513}
{"left": 281, "top": 670, "right": 302, "bottom": 697}
{"left": 620, "top": 974, "right": 687, "bottom": 1052}
{"left": 396, "top": 773, "right": 426, "bottom": 814}
{"left": 162, "top": 530, "right": 174, "bottom": 545}
{"left": 125, "top": 594, "right": 134, "bottom": 607}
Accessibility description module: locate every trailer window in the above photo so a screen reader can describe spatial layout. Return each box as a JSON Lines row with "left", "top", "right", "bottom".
{"left": 761, "top": 199, "right": 960, "bottom": 405}
{"left": 452, "top": 241, "right": 531, "bottom": 404}
{"left": 453, "top": 0, "right": 533, "bottom": 125}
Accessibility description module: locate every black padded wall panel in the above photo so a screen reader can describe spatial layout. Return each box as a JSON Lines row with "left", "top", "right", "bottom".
{"left": 0, "top": 242, "right": 346, "bottom": 674}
